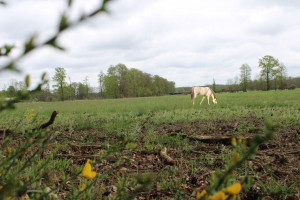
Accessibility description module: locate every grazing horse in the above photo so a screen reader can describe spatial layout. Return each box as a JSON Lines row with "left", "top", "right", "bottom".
{"left": 191, "top": 86, "right": 217, "bottom": 105}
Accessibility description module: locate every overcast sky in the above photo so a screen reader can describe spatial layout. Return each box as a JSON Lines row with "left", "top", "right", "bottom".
{"left": 1, "top": 0, "right": 300, "bottom": 89}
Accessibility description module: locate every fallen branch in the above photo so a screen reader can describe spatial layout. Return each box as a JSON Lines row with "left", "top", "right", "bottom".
{"left": 68, "top": 143, "right": 103, "bottom": 149}
{"left": 160, "top": 147, "right": 176, "bottom": 165}
{"left": 172, "top": 133, "right": 252, "bottom": 145}
{"left": 55, "top": 153, "right": 101, "bottom": 159}
{"left": 35, "top": 110, "right": 59, "bottom": 130}
{"left": 0, "top": 110, "right": 59, "bottom": 139}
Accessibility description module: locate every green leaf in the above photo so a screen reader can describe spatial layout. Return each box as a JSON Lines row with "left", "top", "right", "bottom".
{"left": 24, "top": 35, "right": 37, "bottom": 54}
{"left": 42, "top": 72, "right": 47, "bottom": 80}
{"left": 46, "top": 37, "right": 65, "bottom": 51}
{"left": 59, "top": 14, "right": 69, "bottom": 32}
{"left": 0, "top": 45, "right": 14, "bottom": 56}
{"left": 52, "top": 42, "right": 65, "bottom": 51}
{"left": 3, "top": 62, "right": 20, "bottom": 72}
{"left": 25, "top": 75, "right": 30, "bottom": 87}
{"left": 67, "top": 0, "right": 73, "bottom": 7}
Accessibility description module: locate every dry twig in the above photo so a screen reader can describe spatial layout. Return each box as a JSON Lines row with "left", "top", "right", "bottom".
{"left": 160, "top": 147, "right": 176, "bottom": 165}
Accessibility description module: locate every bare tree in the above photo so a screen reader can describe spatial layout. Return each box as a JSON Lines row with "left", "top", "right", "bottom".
{"left": 239, "top": 63, "right": 251, "bottom": 92}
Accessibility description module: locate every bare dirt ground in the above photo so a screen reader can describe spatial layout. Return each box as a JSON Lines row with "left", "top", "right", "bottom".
{"left": 52, "top": 117, "right": 300, "bottom": 199}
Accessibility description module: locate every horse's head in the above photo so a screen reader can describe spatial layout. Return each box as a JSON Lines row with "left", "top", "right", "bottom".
{"left": 213, "top": 97, "right": 218, "bottom": 104}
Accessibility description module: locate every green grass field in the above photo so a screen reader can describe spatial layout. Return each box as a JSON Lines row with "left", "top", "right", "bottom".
{"left": 1, "top": 90, "right": 299, "bottom": 199}
{"left": 1, "top": 90, "right": 299, "bottom": 125}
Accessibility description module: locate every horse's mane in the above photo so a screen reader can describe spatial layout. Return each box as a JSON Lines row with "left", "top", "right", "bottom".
{"left": 210, "top": 87, "right": 217, "bottom": 99}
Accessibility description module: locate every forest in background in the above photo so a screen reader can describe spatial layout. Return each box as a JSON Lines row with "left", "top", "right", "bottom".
{"left": 176, "top": 76, "right": 300, "bottom": 94}
{"left": 1, "top": 63, "right": 175, "bottom": 101}
{"left": 1, "top": 55, "right": 300, "bottom": 102}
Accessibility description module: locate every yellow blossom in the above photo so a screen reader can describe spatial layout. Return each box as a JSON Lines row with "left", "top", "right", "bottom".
{"left": 237, "top": 136, "right": 243, "bottom": 144}
{"left": 231, "top": 138, "right": 237, "bottom": 147}
{"left": 211, "top": 172, "right": 215, "bottom": 180}
{"left": 210, "top": 191, "right": 228, "bottom": 200}
{"left": 18, "top": 150, "right": 27, "bottom": 158}
{"left": 225, "top": 183, "right": 242, "bottom": 195}
{"left": 80, "top": 183, "right": 86, "bottom": 191}
{"left": 0, "top": 185, "right": 3, "bottom": 190}
{"left": 81, "top": 159, "right": 96, "bottom": 179}
{"left": 197, "top": 189, "right": 207, "bottom": 200}
{"left": 7, "top": 147, "right": 12, "bottom": 156}
{"left": 231, "top": 151, "right": 240, "bottom": 163}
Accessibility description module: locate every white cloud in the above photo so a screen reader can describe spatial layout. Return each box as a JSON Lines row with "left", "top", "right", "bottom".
{"left": 1, "top": 0, "right": 300, "bottom": 89}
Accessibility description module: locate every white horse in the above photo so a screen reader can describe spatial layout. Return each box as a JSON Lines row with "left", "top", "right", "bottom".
{"left": 191, "top": 86, "right": 217, "bottom": 105}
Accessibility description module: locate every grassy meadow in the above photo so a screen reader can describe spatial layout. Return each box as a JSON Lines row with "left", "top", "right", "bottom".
{"left": 0, "top": 89, "right": 299, "bottom": 199}
{"left": 1, "top": 89, "right": 299, "bottom": 126}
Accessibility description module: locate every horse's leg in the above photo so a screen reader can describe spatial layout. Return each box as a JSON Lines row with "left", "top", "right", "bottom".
{"left": 193, "top": 93, "right": 197, "bottom": 105}
{"left": 207, "top": 95, "right": 210, "bottom": 105}
{"left": 200, "top": 96, "right": 205, "bottom": 105}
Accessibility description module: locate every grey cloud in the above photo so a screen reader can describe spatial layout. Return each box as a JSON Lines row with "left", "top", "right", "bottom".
{"left": 1, "top": 0, "right": 300, "bottom": 88}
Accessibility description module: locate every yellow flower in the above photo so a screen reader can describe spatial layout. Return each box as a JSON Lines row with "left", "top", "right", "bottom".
{"left": 18, "top": 150, "right": 27, "bottom": 158}
{"left": 81, "top": 159, "right": 96, "bottom": 179}
{"left": 231, "top": 138, "right": 237, "bottom": 146}
{"left": 210, "top": 191, "right": 228, "bottom": 200}
{"left": 0, "top": 185, "right": 3, "bottom": 190}
{"left": 7, "top": 147, "right": 12, "bottom": 156}
{"left": 80, "top": 183, "right": 86, "bottom": 191}
{"left": 197, "top": 189, "right": 207, "bottom": 200}
{"left": 237, "top": 136, "right": 242, "bottom": 144}
{"left": 211, "top": 172, "right": 215, "bottom": 180}
{"left": 225, "top": 183, "right": 242, "bottom": 195}
{"left": 231, "top": 151, "right": 240, "bottom": 163}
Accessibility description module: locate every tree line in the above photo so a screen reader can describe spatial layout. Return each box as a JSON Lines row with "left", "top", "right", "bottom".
{"left": 2, "top": 55, "right": 299, "bottom": 101}
{"left": 1, "top": 64, "right": 175, "bottom": 101}
{"left": 176, "top": 55, "right": 299, "bottom": 94}
{"left": 227, "top": 55, "right": 299, "bottom": 92}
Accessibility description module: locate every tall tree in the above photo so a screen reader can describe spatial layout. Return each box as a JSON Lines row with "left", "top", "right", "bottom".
{"left": 226, "top": 79, "right": 233, "bottom": 92}
{"left": 239, "top": 63, "right": 252, "bottom": 92}
{"left": 233, "top": 76, "right": 239, "bottom": 91}
{"left": 272, "top": 63, "right": 287, "bottom": 90}
{"left": 98, "top": 71, "right": 105, "bottom": 98}
{"left": 68, "top": 77, "right": 76, "bottom": 100}
{"left": 106, "top": 64, "right": 128, "bottom": 97}
{"left": 6, "top": 85, "right": 16, "bottom": 97}
{"left": 52, "top": 67, "right": 67, "bottom": 101}
{"left": 103, "top": 75, "right": 118, "bottom": 98}
{"left": 258, "top": 55, "right": 280, "bottom": 91}
{"left": 83, "top": 76, "right": 89, "bottom": 99}
{"left": 212, "top": 79, "right": 216, "bottom": 92}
